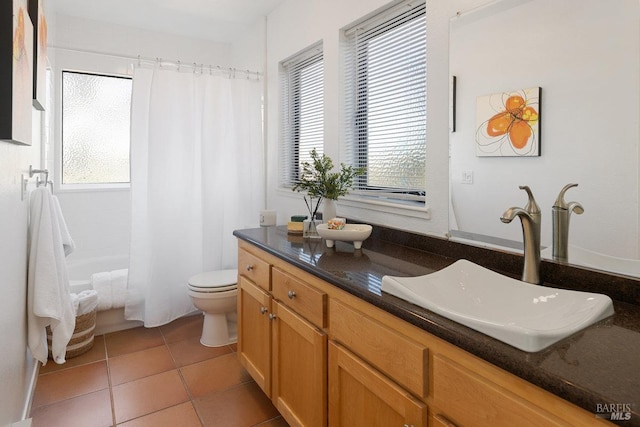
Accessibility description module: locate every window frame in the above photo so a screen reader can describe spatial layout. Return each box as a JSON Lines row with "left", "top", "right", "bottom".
{"left": 279, "top": 42, "right": 324, "bottom": 189}
{"left": 49, "top": 50, "right": 133, "bottom": 194}
{"left": 342, "top": 0, "right": 427, "bottom": 206}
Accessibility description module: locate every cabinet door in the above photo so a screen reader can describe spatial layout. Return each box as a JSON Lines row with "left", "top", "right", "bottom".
{"left": 328, "top": 341, "right": 427, "bottom": 427}
{"left": 272, "top": 301, "right": 327, "bottom": 427}
{"left": 238, "top": 276, "right": 272, "bottom": 396}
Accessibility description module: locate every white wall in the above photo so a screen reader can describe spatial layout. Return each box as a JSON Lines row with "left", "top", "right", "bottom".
{"left": 230, "top": 16, "right": 266, "bottom": 74}
{"left": 265, "top": 0, "right": 475, "bottom": 236}
{"left": 52, "top": 14, "right": 232, "bottom": 66}
{"left": 0, "top": 114, "right": 43, "bottom": 423}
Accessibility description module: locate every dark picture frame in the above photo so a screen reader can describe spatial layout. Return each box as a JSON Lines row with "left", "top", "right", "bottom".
{"left": 28, "top": 0, "right": 46, "bottom": 111}
{"left": 1, "top": 0, "right": 33, "bottom": 145}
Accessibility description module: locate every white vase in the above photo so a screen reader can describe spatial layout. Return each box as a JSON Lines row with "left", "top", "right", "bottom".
{"left": 323, "top": 199, "right": 337, "bottom": 221}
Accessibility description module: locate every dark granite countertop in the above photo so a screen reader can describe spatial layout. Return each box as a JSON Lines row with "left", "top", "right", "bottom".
{"left": 234, "top": 225, "right": 640, "bottom": 426}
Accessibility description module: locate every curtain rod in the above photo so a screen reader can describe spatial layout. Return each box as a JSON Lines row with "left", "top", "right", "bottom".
{"left": 49, "top": 45, "right": 262, "bottom": 79}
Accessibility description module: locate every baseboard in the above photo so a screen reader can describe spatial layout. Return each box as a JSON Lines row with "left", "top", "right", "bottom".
{"left": 19, "top": 350, "right": 39, "bottom": 423}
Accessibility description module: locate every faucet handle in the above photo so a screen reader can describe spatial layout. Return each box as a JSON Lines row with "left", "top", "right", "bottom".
{"left": 518, "top": 185, "right": 541, "bottom": 215}
{"left": 554, "top": 183, "right": 583, "bottom": 213}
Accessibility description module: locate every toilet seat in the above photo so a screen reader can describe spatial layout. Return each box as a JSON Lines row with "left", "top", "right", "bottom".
{"left": 188, "top": 269, "right": 238, "bottom": 293}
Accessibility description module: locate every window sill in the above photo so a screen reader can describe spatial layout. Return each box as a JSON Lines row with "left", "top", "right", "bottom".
{"left": 56, "top": 183, "right": 130, "bottom": 193}
{"left": 338, "top": 193, "right": 431, "bottom": 220}
{"left": 277, "top": 187, "right": 431, "bottom": 220}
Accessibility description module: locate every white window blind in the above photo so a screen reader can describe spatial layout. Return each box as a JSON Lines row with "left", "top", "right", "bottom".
{"left": 343, "top": 0, "right": 426, "bottom": 203}
{"left": 280, "top": 43, "right": 324, "bottom": 188}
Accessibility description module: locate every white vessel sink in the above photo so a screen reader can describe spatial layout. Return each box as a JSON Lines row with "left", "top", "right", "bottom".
{"left": 316, "top": 223, "right": 372, "bottom": 249}
{"left": 381, "top": 259, "right": 614, "bottom": 352}
{"left": 542, "top": 245, "right": 640, "bottom": 278}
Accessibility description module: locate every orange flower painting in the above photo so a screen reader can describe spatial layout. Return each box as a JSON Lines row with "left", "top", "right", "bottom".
{"left": 476, "top": 87, "right": 540, "bottom": 157}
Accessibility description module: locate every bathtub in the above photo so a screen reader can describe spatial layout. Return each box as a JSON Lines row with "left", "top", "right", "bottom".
{"left": 67, "top": 255, "right": 142, "bottom": 335}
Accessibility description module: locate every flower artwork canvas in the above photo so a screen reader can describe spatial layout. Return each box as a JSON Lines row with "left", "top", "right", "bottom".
{"left": 476, "top": 87, "right": 540, "bottom": 157}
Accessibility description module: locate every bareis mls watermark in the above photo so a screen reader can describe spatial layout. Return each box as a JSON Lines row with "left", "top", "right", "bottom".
{"left": 595, "top": 403, "right": 633, "bottom": 421}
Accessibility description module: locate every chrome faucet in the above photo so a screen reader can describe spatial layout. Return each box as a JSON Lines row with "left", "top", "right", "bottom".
{"left": 500, "top": 186, "right": 542, "bottom": 284}
{"left": 552, "top": 183, "right": 584, "bottom": 262}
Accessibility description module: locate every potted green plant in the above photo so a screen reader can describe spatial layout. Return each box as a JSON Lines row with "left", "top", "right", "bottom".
{"left": 292, "top": 149, "right": 365, "bottom": 236}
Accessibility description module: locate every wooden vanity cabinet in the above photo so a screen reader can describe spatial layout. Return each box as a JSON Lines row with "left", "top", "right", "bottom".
{"left": 237, "top": 245, "right": 327, "bottom": 427}
{"left": 237, "top": 242, "right": 613, "bottom": 427}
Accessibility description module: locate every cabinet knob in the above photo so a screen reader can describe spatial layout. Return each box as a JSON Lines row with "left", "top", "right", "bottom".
{"left": 287, "top": 290, "right": 296, "bottom": 299}
{"left": 260, "top": 306, "right": 267, "bottom": 314}
{"left": 268, "top": 313, "right": 277, "bottom": 320}
{"left": 245, "top": 264, "right": 254, "bottom": 271}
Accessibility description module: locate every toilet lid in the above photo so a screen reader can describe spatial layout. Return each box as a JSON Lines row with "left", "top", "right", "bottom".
{"left": 188, "top": 269, "right": 238, "bottom": 292}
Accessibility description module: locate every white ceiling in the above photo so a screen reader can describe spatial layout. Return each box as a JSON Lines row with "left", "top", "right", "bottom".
{"left": 49, "top": 0, "right": 287, "bottom": 43}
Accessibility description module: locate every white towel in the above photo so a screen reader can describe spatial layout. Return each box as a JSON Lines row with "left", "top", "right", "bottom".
{"left": 52, "top": 195, "right": 75, "bottom": 256}
{"left": 76, "top": 290, "right": 99, "bottom": 316}
{"left": 70, "top": 293, "right": 80, "bottom": 315}
{"left": 27, "top": 187, "right": 76, "bottom": 365}
{"left": 92, "top": 269, "right": 129, "bottom": 311}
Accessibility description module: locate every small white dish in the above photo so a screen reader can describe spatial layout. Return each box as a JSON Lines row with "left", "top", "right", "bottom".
{"left": 316, "top": 223, "right": 372, "bottom": 249}
{"left": 381, "top": 259, "right": 614, "bottom": 352}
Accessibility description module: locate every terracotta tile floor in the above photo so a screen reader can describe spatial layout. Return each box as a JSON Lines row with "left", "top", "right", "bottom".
{"left": 30, "top": 315, "right": 289, "bottom": 427}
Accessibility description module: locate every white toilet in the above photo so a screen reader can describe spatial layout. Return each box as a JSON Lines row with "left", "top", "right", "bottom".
{"left": 187, "top": 269, "right": 238, "bottom": 347}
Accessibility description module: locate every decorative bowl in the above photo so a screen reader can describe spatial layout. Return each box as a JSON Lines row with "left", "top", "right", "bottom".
{"left": 316, "top": 223, "right": 372, "bottom": 249}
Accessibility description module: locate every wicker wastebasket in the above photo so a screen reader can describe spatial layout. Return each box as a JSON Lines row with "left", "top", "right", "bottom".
{"left": 46, "top": 308, "right": 97, "bottom": 360}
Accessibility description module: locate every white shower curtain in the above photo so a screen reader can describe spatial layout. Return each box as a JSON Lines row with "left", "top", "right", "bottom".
{"left": 125, "top": 66, "right": 264, "bottom": 327}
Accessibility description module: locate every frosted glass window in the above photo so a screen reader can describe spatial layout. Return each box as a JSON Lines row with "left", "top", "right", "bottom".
{"left": 62, "top": 71, "right": 132, "bottom": 184}
{"left": 343, "top": 0, "right": 426, "bottom": 204}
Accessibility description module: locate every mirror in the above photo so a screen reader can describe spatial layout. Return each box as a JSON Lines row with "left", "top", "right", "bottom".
{"left": 449, "top": 0, "right": 640, "bottom": 276}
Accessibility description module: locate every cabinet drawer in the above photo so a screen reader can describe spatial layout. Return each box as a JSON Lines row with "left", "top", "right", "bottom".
{"left": 238, "top": 248, "right": 271, "bottom": 291}
{"left": 272, "top": 268, "right": 327, "bottom": 328}
{"left": 329, "top": 299, "right": 428, "bottom": 398}
{"left": 433, "top": 354, "right": 563, "bottom": 427}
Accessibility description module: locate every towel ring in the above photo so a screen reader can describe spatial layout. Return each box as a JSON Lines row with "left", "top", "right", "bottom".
{"left": 29, "top": 165, "right": 49, "bottom": 188}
